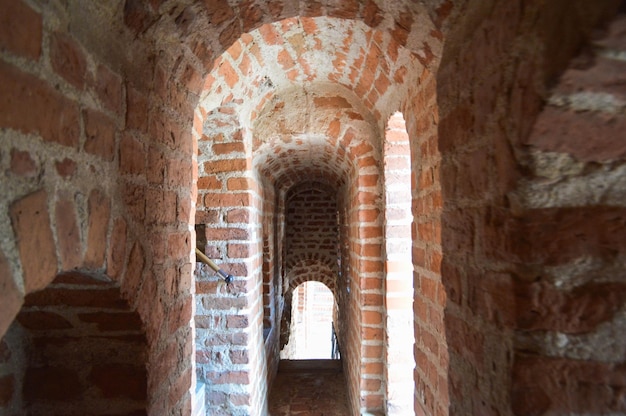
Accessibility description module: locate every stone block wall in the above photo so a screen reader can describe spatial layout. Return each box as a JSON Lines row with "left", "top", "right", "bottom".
{"left": 511, "top": 11, "right": 626, "bottom": 415}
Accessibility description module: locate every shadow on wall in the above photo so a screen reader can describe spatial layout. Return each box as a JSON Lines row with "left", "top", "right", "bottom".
{"left": 0, "top": 272, "right": 147, "bottom": 416}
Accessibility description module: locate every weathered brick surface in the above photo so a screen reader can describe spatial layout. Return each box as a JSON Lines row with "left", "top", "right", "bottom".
{"left": 9, "top": 149, "right": 37, "bottom": 177}
{"left": 0, "top": 61, "right": 80, "bottom": 148}
{"left": 50, "top": 31, "right": 87, "bottom": 89}
{"left": 512, "top": 353, "right": 626, "bottom": 415}
{"left": 0, "top": 251, "right": 22, "bottom": 339}
{"left": 10, "top": 190, "right": 57, "bottom": 293}
{"left": 85, "top": 190, "right": 112, "bottom": 269}
{"left": 83, "top": 109, "right": 116, "bottom": 161}
{"left": 0, "top": 0, "right": 42, "bottom": 60}
{"left": 55, "top": 195, "right": 82, "bottom": 270}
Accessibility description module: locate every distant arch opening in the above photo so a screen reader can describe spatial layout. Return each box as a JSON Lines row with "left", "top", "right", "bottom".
{"left": 280, "top": 281, "right": 338, "bottom": 360}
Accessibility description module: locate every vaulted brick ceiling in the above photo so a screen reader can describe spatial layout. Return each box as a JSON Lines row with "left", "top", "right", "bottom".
{"left": 196, "top": 15, "right": 429, "bottom": 192}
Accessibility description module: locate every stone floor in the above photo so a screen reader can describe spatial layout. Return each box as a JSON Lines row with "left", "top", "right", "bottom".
{"left": 268, "top": 360, "right": 351, "bottom": 415}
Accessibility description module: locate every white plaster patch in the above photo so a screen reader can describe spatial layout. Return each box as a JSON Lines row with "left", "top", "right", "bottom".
{"left": 516, "top": 307, "right": 626, "bottom": 363}
{"left": 548, "top": 91, "right": 626, "bottom": 114}
{"left": 511, "top": 150, "right": 626, "bottom": 208}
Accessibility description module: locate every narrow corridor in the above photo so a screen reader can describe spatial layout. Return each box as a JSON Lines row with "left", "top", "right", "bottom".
{"left": 268, "top": 360, "right": 350, "bottom": 415}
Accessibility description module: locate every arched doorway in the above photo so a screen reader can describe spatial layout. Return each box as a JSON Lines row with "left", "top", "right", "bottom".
{"left": 281, "top": 281, "right": 338, "bottom": 360}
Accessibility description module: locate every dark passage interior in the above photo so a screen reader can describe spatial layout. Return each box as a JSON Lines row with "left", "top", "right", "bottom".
{"left": 1, "top": 273, "right": 146, "bottom": 415}
{"left": 1, "top": 1, "right": 626, "bottom": 415}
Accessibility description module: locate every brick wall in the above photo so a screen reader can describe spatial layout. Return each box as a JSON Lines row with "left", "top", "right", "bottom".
{"left": 0, "top": 272, "right": 146, "bottom": 415}
{"left": 435, "top": 1, "right": 624, "bottom": 415}
{"left": 510, "top": 10, "right": 626, "bottom": 415}
{"left": 0, "top": 0, "right": 198, "bottom": 413}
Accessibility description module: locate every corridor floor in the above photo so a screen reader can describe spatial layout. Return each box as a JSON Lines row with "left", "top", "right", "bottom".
{"left": 268, "top": 360, "right": 351, "bottom": 415}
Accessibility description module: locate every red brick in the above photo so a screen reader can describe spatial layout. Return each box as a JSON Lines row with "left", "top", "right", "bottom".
{"left": 126, "top": 86, "right": 149, "bottom": 133}
{"left": 168, "top": 368, "right": 191, "bottom": 408}
{"left": 226, "top": 208, "right": 249, "bottom": 223}
{"left": 168, "top": 295, "right": 193, "bottom": 335}
{"left": 205, "top": 370, "right": 249, "bottom": 384}
{"left": 146, "top": 188, "right": 177, "bottom": 225}
{"left": 277, "top": 49, "right": 296, "bottom": 71}
{"left": 217, "top": 59, "right": 238, "bottom": 88}
{"left": 438, "top": 105, "right": 473, "bottom": 153}
{"left": 123, "top": 0, "right": 155, "bottom": 35}
{"left": 177, "top": 193, "right": 192, "bottom": 223}
{"left": 167, "top": 157, "right": 192, "bottom": 187}
{"left": 94, "top": 64, "right": 123, "bottom": 113}
{"left": 55, "top": 195, "right": 82, "bottom": 270}
{"left": 84, "top": 189, "right": 111, "bottom": 268}
{"left": 362, "top": 310, "right": 383, "bottom": 325}
{"left": 50, "top": 31, "right": 87, "bottom": 89}
{"left": 10, "top": 148, "right": 37, "bottom": 177}
{"left": 204, "top": 158, "right": 249, "bottom": 174}
{"left": 83, "top": 109, "right": 116, "bottom": 161}
{"left": 204, "top": 192, "right": 251, "bottom": 208}
{"left": 203, "top": 0, "right": 235, "bottom": 25}
{"left": 229, "top": 349, "right": 248, "bottom": 364}
{"left": 147, "top": 147, "right": 166, "bottom": 184}
{"left": 10, "top": 190, "right": 57, "bottom": 293}
{"left": 226, "top": 314, "right": 248, "bottom": 329}
{"left": 119, "top": 133, "right": 145, "bottom": 175}
{"left": 512, "top": 353, "right": 626, "bottom": 415}
{"left": 488, "top": 206, "right": 626, "bottom": 266}
{"left": 0, "top": 61, "right": 80, "bottom": 148}
{"left": 259, "top": 24, "right": 282, "bottom": 45}
{"left": 106, "top": 218, "right": 127, "bottom": 280}
{"left": 55, "top": 158, "right": 77, "bottom": 179}
{"left": 121, "top": 241, "right": 145, "bottom": 300}
{"left": 0, "top": 0, "right": 42, "bottom": 60}
{"left": 515, "top": 280, "right": 626, "bottom": 334}
{"left": 137, "top": 279, "right": 163, "bottom": 339}
{"left": 16, "top": 310, "right": 72, "bottom": 330}
{"left": 202, "top": 297, "right": 247, "bottom": 310}
{"left": 528, "top": 106, "right": 626, "bottom": 162}
{"left": 122, "top": 181, "right": 146, "bottom": 222}
{"left": 181, "top": 62, "right": 203, "bottom": 92}
{"left": 0, "top": 250, "right": 22, "bottom": 337}
{"left": 149, "top": 338, "right": 180, "bottom": 393}
{"left": 168, "top": 231, "right": 191, "bottom": 260}
{"left": 212, "top": 142, "right": 245, "bottom": 155}
{"left": 198, "top": 175, "right": 222, "bottom": 190}
{"left": 227, "top": 243, "right": 249, "bottom": 258}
